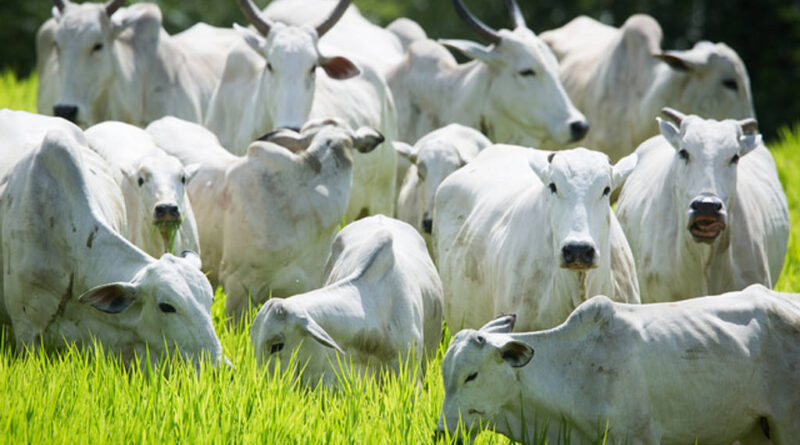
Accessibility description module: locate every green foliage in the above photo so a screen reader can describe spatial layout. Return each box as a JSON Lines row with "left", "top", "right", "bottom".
{"left": 769, "top": 124, "right": 800, "bottom": 292}
{"left": 0, "top": 71, "right": 37, "bottom": 112}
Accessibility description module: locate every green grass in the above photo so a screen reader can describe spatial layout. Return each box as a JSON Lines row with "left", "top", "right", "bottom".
{"left": 0, "top": 72, "right": 797, "bottom": 444}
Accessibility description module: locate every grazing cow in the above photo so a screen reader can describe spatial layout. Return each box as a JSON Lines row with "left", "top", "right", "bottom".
{"left": 204, "top": 0, "right": 398, "bottom": 220}
{"left": 85, "top": 122, "right": 201, "bottom": 257}
{"left": 146, "top": 117, "right": 383, "bottom": 318}
{"left": 395, "top": 124, "right": 491, "bottom": 245}
{"left": 36, "top": 0, "right": 239, "bottom": 127}
{"left": 616, "top": 109, "right": 789, "bottom": 302}
{"left": 540, "top": 14, "right": 754, "bottom": 160}
{"left": 0, "top": 129, "right": 223, "bottom": 368}
{"left": 434, "top": 146, "right": 640, "bottom": 331}
{"left": 251, "top": 215, "right": 443, "bottom": 386}
{"left": 386, "top": 0, "right": 587, "bottom": 146}
{"left": 436, "top": 285, "right": 800, "bottom": 444}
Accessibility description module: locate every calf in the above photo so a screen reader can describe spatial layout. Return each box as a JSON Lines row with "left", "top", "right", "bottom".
{"left": 251, "top": 215, "right": 443, "bottom": 386}
{"left": 437, "top": 285, "right": 800, "bottom": 444}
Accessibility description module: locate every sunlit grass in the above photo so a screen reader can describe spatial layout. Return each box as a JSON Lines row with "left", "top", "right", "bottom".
{"left": 0, "top": 71, "right": 37, "bottom": 112}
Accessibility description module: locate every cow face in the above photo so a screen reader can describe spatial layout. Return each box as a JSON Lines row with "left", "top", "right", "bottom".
{"left": 658, "top": 113, "right": 761, "bottom": 244}
{"left": 251, "top": 299, "right": 344, "bottom": 386}
{"left": 530, "top": 148, "right": 636, "bottom": 270}
{"left": 437, "top": 316, "right": 533, "bottom": 442}
{"left": 235, "top": 22, "right": 359, "bottom": 132}
{"left": 50, "top": 2, "right": 154, "bottom": 127}
{"left": 124, "top": 155, "right": 198, "bottom": 247}
{"left": 655, "top": 41, "right": 754, "bottom": 121}
{"left": 441, "top": 28, "right": 587, "bottom": 147}
{"left": 79, "top": 252, "right": 223, "bottom": 369}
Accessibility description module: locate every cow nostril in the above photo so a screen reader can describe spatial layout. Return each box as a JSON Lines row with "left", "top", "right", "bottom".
{"left": 422, "top": 218, "right": 433, "bottom": 234}
{"left": 155, "top": 204, "right": 180, "bottom": 220}
{"left": 691, "top": 198, "right": 723, "bottom": 213}
{"left": 713, "top": 201, "right": 722, "bottom": 211}
{"left": 562, "top": 243, "right": 595, "bottom": 266}
{"left": 569, "top": 120, "right": 589, "bottom": 142}
{"left": 53, "top": 105, "right": 79, "bottom": 123}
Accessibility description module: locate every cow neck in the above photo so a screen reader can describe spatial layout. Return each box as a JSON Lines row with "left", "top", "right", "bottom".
{"left": 435, "top": 59, "right": 492, "bottom": 139}
{"left": 106, "top": 39, "right": 147, "bottom": 125}
{"left": 678, "top": 219, "right": 733, "bottom": 297}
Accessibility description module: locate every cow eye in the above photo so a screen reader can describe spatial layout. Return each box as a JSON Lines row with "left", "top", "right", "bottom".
{"left": 309, "top": 65, "right": 317, "bottom": 76}
{"left": 731, "top": 154, "right": 740, "bottom": 164}
{"left": 722, "top": 79, "right": 738, "bottom": 91}
{"left": 548, "top": 183, "right": 557, "bottom": 194}
{"left": 137, "top": 177, "right": 144, "bottom": 187}
{"left": 91, "top": 43, "right": 103, "bottom": 53}
{"left": 518, "top": 68, "right": 536, "bottom": 77}
{"left": 464, "top": 372, "right": 478, "bottom": 384}
{"left": 180, "top": 175, "right": 186, "bottom": 185}
{"left": 267, "top": 62, "right": 273, "bottom": 72}
{"left": 678, "top": 149, "right": 689, "bottom": 162}
{"left": 603, "top": 186, "right": 611, "bottom": 196}
{"left": 158, "top": 303, "right": 176, "bottom": 313}
{"left": 270, "top": 342, "right": 284, "bottom": 354}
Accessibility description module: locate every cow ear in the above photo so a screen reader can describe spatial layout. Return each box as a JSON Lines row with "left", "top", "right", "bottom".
{"left": 657, "top": 117, "right": 681, "bottom": 150}
{"left": 79, "top": 282, "right": 138, "bottom": 314}
{"left": 179, "top": 250, "right": 202, "bottom": 270}
{"left": 479, "top": 314, "right": 516, "bottom": 334}
{"left": 738, "top": 118, "right": 761, "bottom": 157}
{"left": 111, "top": 4, "right": 161, "bottom": 40}
{"left": 654, "top": 52, "right": 693, "bottom": 72}
{"left": 528, "top": 151, "right": 552, "bottom": 184}
{"left": 52, "top": 6, "right": 62, "bottom": 21}
{"left": 394, "top": 142, "right": 417, "bottom": 163}
{"left": 612, "top": 152, "right": 638, "bottom": 192}
{"left": 352, "top": 127, "right": 385, "bottom": 154}
{"left": 183, "top": 163, "right": 201, "bottom": 183}
{"left": 299, "top": 314, "right": 344, "bottom": 355}
{"left": 320, "top": 56, "right": 361, "bottom": 80}
{"left": 259, "top": 128, "right": 313, "bottom": 153}
{"left": 498, "top": 340, "right": 534, "bottom": 368}
{"left": 234, "top": 23, "right": 267, "bottom": 54}
{"left": 439, "top": 39, "right": 499, "bottom": 65}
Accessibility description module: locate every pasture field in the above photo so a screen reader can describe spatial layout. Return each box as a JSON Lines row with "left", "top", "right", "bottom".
{"left": 0, "top": 72, "right": 798, "bottom": 444}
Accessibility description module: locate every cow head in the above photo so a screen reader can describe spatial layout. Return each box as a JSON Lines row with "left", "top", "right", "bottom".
{"left": 658, "top": 108, "right": 761, "bottom": 244}
{"left": 79, "top": 251, "right": 224, "bottom": 369}
{"left": 436, "top": 315, "right": 533, "bottom": 443}
{"left": 49, "top": 0, "right": 157, "bottom": 127}
{"left": 654, "top": 41, "right": 754, "bottom": 121}
{"left": 122, "top": 155, "right": 199, "bottom": 248}
{"left": 441, "top": 0, "right": 587, "bottom": 146}
{"left": 234, "top": 0, "right": 360, "bottom": 131}
{"left": 251, "top": 298, "right": 345, "bottom": 386}
{"left": 529, "top": 148, "right": 637, "bottom": 270}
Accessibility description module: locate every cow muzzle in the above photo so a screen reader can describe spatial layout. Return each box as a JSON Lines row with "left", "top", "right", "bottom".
{"left": 154, "top": 203, "right": 181, "bottom": 223}
{"left": 688, "top": 196, "right": 726, "bottom": 243}
{"left": 53, "top": 104, "right": 79, "bottom": 124}
{"left": 561, "top": 242, "right": 597, "bottom": 270}
{"left": 422, "top": 216, "right": 433, "bottom": 234}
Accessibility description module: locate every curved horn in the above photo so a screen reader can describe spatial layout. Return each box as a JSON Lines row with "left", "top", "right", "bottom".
{"left": 52, "top": 0, "right": 69, "bottom": 12}
{"left": 105, "top": 0, "right": 124, "bottom": 16}
{"left": 739, "top": 118, "right": 759, "bottom": 136}
{"left": 315, "top": 0, "right": 351, "bottom": 38}
{"left": 452, "top": 0, "right": 501, "bottom": 45}
{"left": 660, "top": 107, "right": 687, "bottom": 127}
{"left": 236, "top": 0, "right": 273, "bottom": 36}
{"left": 505, "top": 0, "right": 526, "bottom": 29}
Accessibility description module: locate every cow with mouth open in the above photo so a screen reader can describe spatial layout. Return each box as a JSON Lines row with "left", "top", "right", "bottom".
{"left": 616, "top": 108, "right": 789, "bottom": 302}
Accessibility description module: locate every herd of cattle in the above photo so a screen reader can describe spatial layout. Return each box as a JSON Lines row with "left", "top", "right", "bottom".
{"left": 0, "top": 0, "right": 798, "bottom": 443}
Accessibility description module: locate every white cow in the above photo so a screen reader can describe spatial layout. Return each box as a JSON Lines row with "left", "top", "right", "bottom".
{"left": 386, "top": 0, "right": 587, "bottom": 146}
{"left": 616, "top": 109, "right": 789, "bottom": 303}
{"left": 251, "top": 215, "right": 443, "bottom": 386}
{"left": 36, "top": 0, "right": 239, "bottom": 127}
{"left": 436, "top": 285, "right": 800, "bottom": 444}
{"left": 146, "top": 116, "right": 383, "bottom": 318}
{"left": 0, "top": 129, "right": 223, "bottom": 369}
{"left": 204, "top": 0, "right": 398, "bottom": 220}
{"left": 434, "top": 146, "right": 640, "bottom": 331}
{"left": 540, "top": 14, "right": 755, "bottom": 160}
{"left": 395, "top": 124, "right": 491, "bottom": 245}
{"left": 84, "top": 121, "right": 201, "bottom": 258}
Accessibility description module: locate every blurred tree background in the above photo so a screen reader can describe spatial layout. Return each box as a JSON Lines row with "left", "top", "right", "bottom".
{"left": 2, "top": 0, "right": 798, "bottom": 139}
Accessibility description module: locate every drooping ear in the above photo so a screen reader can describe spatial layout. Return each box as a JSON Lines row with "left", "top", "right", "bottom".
{"left": 299, "top": 314, "right": 345, "bottom": 355}
{"left": 319, "top": 55, "right": 361, "bottom": 80}
{"left": 183, "top": 163, "right": 201, "bottom": 183}
{"left": 111, "top": 3, "right": 161, "bottom": 40}
{"left": 352, "top": 127, "right": 385, "bottom": 154}
{"left": 394, "top": 142, "right": 417, "bottom": 163}
{"left": 479, "top": 314, "right": 516, "bottom": 334}
{"left": 259, "top": 128, "right": 314, "bottom": 153}
{"left": 528, "top": 151, "right": 553, "bottom": 185}
{"left": 119, "top": 165, "right": 137, "bottom": 185}
{"left": 612, "top": 152, "right": 638, "bottom": 192}
{"left": 498, "top": 339, "right": 534, "bottom": 368}
{"left": 79, "top": 282, "right": 138, "bottom": 314}
{"left": 439, "top": 39, "right": 499, "bottom": 65}
{"left": 654, "top": 52, "right": 694, "bottom": 72}
{"left": 234, "top": 23, "right": 267, "bottom": 54}
{"left": 180, "top": 250, "right": 202, "bottom": 270}
{"left": 738, "top": 118, "right": 761, "bottom": 157}
{"left": 657, "top": 117, "right": 681, "bottom": 150}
